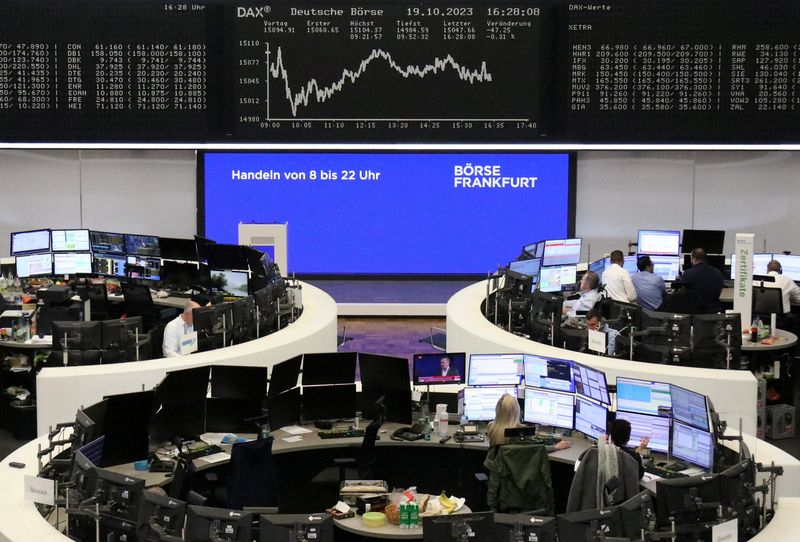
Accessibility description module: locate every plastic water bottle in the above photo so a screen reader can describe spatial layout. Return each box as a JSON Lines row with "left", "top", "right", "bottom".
{"left": 437, "top": 404, "right": 449, "bottom": 436}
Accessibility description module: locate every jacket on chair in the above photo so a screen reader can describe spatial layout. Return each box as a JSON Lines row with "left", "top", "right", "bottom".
{"left": 483, "top": 441, "right": 554, "bottom": 514}
{"left": 566, "top": 446, "right": 640, "bottom": 512}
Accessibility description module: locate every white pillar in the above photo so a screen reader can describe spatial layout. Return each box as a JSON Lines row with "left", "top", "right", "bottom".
{"left": 734, "top": 233, "right": 755, "bottom": 330}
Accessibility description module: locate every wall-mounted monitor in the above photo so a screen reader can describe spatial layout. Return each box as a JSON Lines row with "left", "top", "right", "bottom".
{"left": 413, "top": 352, "right": 466, "bottom": 385}
{"left": 638, "top": 230, "right": 680, "bottom": 256}
{"left": 89, "top": 230, "right": 126, "bottom": 255}
{"left": 10, "top": 229, "right": 50, "bottom": 255}
{"left": 542, "top": 238, "right": 582, "bottom": 267}
{"left": 53, "top": 252, "right": 92, "bottom": 275}
{"left": 51, "top": 229, "right": 91, "bottom": 252}
{"left": 468, "top": 353, "right": 524, "bottom": 386}
{"left": 523, "top": 388, "right": 574, "bottom": 430}
{"left": 15, "top": 253, "right": 52, "bottom": 277}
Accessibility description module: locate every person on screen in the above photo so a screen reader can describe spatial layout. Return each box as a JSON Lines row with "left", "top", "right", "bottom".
{"left": 766, "top": 260, "right": 800, "bottom": 314}
{"left": 585, "top": 309, "right": 619, "bottom": 356}
{"left": 609, "top": 418, "right": 649, "bottom": 479}
{"left": 487, "top": 394, "right": 571, "bottom": 451}
{"left": 677, "top": 248, "right": 724, "bottom": 313}
{"left": 162, "top": 300, "right": 200, "bottom": 358}
{"left": 563, "top": 271, "right": 602, "bottom": 317}
{"left": 439, "top": 356, "right": 459, "bottom": 377}
{"left": 631, "top": 256, "right": 666, "bottom": 311}
{"left": 601, "top": 250, "right": 637, "bottom": 304}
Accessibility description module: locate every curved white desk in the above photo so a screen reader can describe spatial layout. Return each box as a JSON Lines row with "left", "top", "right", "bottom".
{"left": 35, "top": 282, "right": 337, "bottom": 435}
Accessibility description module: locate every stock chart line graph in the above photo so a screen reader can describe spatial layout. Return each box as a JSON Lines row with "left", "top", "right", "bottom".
{"left": 266, "top": 44, "right": 496, "bottom": 119}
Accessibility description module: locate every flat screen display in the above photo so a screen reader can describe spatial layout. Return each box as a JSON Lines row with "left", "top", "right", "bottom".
{"left": 124, "top": 234, "right": 161, "bottom": 257}
{"left": 202, "top": 152, "right": 573, "bottom": 274}
{"left": 90, "top": 231, "right": 126, "bottom": 255}
{"left": 649, "top": 255, "right": 681, "bottom": 281}
{"left": 538, "top": 264, "right": 577, "bottom": 293}
{"left": 614, "top": 411, "right": 670, "bottom": 454}
{"left": 413, "top": 353, "right": 466, "bottom": 385}
{"left": 10, "top": 229, "right": 50, "bottom": 255}
{"left": 638, "top": 230, "right": 680, "bottom": 256}
{"left": 616, "top": 377, "right": 672, "bottom": 417}
{"left": 509, "top": 258, "right": 541, "bottom": 280}
{"left": 542, "top": 238, "right": 582, "bottom": 266}
{"left": 775, "top": 254, "right": 800, "bottom": 282}
{"left": 51, "top": 229, "right": 91, "bottom": 252}
{"left": 93, "top": 253, "right": 127, "bottom": 277}
{"left": 671, "top": 421, "right": 714, "bottom": 470}
{"left": 670, "top": 384, "right": 709, "bottom": 432}
{"left": 126, "top": 256, "right": 161, "bottom": 281}
{"left": 574, "top": 396, "right": 607, "bottom": 440}
{"left": 468, "top": 353, "right": 524, "bottom": 386}
{"left": 523, "top": 354, "right": 574, "bottom": 393}
{"left": 15, "top": 253, "right": 52, "bottom": 277}
{"left": 210, "top": 269, "right": 249, "bottom": 297}
{"left": 730, "top": 253, "right": 773, "bottom": 279}
{"left": 523, "top": 388, "right": 574, "bottom": 430}
{"left": 54, "top": 252, "right": 92, "bottom": 275}
{"left": 572, "top": 362, "right": 610, "bottom": 405}
{"left": 463, "top": 386, "right": 517, "bottom": 422}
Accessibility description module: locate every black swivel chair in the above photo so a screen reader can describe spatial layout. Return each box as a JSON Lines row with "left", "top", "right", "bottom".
{"left": 85, "top": 282, "right": 113, "bottom": 321}
{"left": 122, "top": 283, "right": 176, "bottom": 349}
{"left": 225, "top": 437, "right": 279, "bottom": 510}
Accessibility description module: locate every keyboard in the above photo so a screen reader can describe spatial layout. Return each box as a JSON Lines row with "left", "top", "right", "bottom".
{"left": 318, "top": 429, "right": 365, "bottom": 439}
{"left": 178, "top": 444, "right": 223, "bottom": 461}
{"left": 510, "top": 435, "right": 561, "bottom": 446}
{"left": 645, "top": 464, "right": 688, "bottom": 479}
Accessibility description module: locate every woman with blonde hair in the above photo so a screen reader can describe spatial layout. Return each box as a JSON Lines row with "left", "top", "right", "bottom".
{"left": 487, "top": 394, "right": 571, "bottom": 450}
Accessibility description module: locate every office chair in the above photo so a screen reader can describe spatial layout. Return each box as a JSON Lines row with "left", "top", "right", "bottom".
{"left": 482, "top": 441, "right": 555, "bottom": 515}
{"left": 85, "top": 282, "right": 112, "bottom": 321}
{"left": 121, "top": 283, "right": 175, "bottom": 331}
{"left": 418, "top": 326, "right": 447, "bottom": 351}
{"left": 225, "top": 437, "right": 279, "bottom": 510}
{"left": 167, "top": 458, "right": 209, "bottom": 506}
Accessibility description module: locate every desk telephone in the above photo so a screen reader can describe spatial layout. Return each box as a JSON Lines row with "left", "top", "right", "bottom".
{"left": 391, "top": 421, "right": 426, "bottom": 441}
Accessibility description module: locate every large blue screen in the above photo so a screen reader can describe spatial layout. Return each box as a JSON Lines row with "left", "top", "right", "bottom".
{"left": 202, "top": 152, "right": 573, "bottom": 274}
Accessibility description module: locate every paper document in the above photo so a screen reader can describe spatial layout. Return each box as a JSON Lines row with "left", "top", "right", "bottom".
{"left": 283, "top": 436, "right": 303, "bottom": 443}
{"left": 281, "top": 425, "right": 312, "bottom": 435}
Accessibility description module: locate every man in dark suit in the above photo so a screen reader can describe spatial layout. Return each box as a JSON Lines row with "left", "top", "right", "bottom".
{"left": 679, "top": 248, "right": 724, "bottom": 313}
{"left": 439, "top": 356, "right": 459, "bottom": 377}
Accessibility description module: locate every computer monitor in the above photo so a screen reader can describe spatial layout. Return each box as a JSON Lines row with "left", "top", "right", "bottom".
{"left": 49, "top": 229, "right": 90, "bottom": 253}
{"left": 538, "top": 264, "right": 577, "bottom": 293}
{"left": 75, "top": 434, "right": 104, "bottom": 466}
{"left": 640, "top": 311, "right": 692, "bottom": 348}
{"left": 126, "top": 255, "right": 161, "bottom": 281}
{"left": 158, "top": 236, "right": 198, "bottom": 261}
{"left": 622, "top": 255, "right": 638, "bottom": 274}
{"left": 681, "top": 229, "right": 725, "bottom": 255}
{"left": 302, "top": 384, "right": 357, "bottom": 421}
{"left": 359, "top": 353, "right": 412, "bottom": 424}
{"left": 493, "top": 514, "right": 557, "bottom": 542}
{"left": 210, "top": 269, "right": 249, "bottom": 297}
{"left": 523, "top": 354, "right": 574, "bottom": 393}
{"left": 588, "top": 257, "right": 606, "bottom": 276}
{"left": 184, "top": 506, "right": 251, "bottom": 542}
{"left": 574, "top": 396, "right": 607, "bottom": 441}
{"left": 253, "top": 284, "right": 278, "bottom": 336}
{"left": 556, "top": 507, "right": 623, "bottom": 541}
{"left": 613, "top": 411, "right": 670, "bottom": 454}
{"left": 259, "top": 513, "right": 333, "bottom": 542}
{"left": 204, "top": 243, "right": 249, "bottom": 270}
{"left": 468, "top": 353, "right": 524, "bottom": 386}
{"left": 70, "top": 449, "right": 99, "bottom": 501}
{"left": 100, "top": 390, "right": 153, "bottom": 467}
{"left": 615, "top": 376, "right": 672, "bottom": 417}
{"left": 522, "top": 241, "right": 543, "bottom": 259}
{"left": 529, "top": 291, "right": 563, "bottom": 347}
{"left": 671, "top": 421, "right": 714, "bottom": 470}
{"left": 571, "top": 362, "right": 610, "bottom": 405}
{"left": 137, "top": 491, "right": 187, "bottom": 542}
{"left": 124, "top": 233, "right": 161, "bottom": 257}
{"left": 692, "top": 312, "right": 742, "bottom": 352}
{"left": 637, "top": 229, "right": 680, "bottom": 256}
{"left": 509, "top": 257, "right": 541, "bottom": 280}
{"left": 15, "top": 253, "right": 52, "bottom": 277}
{"left": 90, "top": 230, "right": 126, "bottom": 255}
{"left": 101, "top": 317, "right": 145, "bottom": 356}
{"left": 267, "top": 387, "right": 301, "bottom": 431}
{"left": 670, "top": 384, "right": 709, "bottom": 431}
{"left": 655, "top": 474, "right": 721, "bottom": 528}
{"left": 193, "top": 303, "right": 234, "bottom": 351}
{"left": 463, "top": 387, "right": 517, "bottom": 422}
{"left": 732, "top": 252, "right": 775, "bottom": 278}
{"left": 210, "top": 365, "right": 268, "bottom": 400}
{"left": 268, "top": 355, "right": 302, "bottom": 397}
{"left": 542, "top": 238, "right": 582, "bottom": 267}
{"left": 53, "top": 252, "right": 92, "bottom": 275}
{"left": 160, "top": 261, "right": 201, "bottom": 290}
{"left": 413, "top": 353, "right": 465, "bottom": 385}
{"left": 617, "top": 490, "right": 657, "bottom": 541}
{"left": 775, "top": 254, "right": 800, "bottom": 281}
{"left": 753, "top": 285, "right": 783, "bottom": 317}
{"left": 302, "top": 352, "right": 357, "bottom": 385}
{"left": 92, "top": 253, "right": 127, "bottom": 277}
{"left": 230, "top": 295, "right": 256, "bottom": 343}
{"left": 10, "top": 228, "right": 50, "bottom": 255}
{"left": 649, "top": 255, "right": 681, "bottom": 281}
{"left": 206, "top": 397, "right": 264, "bottom": 434}
{"left": 422, "top": 512, "right": 494, "bottom": 542}
{"left": 52, "top": 321, "right": 103, "bottom": 350}
{"left": 150, "top": 367, "right": 209, "bottom": 445}
{"left": 718, "top": 459, "right": 758, "bottom": 538}
{"left": 523, "top": 388, "right": 574, "bottom": 429}
{"left": 91, "top": 468, "right": 145, "bottom": 523}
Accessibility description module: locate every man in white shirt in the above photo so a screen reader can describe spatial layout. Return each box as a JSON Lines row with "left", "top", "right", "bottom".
{"left": 766, "top": 260, "right": 800, "bottom": 313}
{"left": 563, "top": 271, "right": 602, "bottom": 317}
{"left": 601, "top": 250, "right": 637, "bottom": 304}
{"left": 162, "top": 300, "right": 201, "bottom": 358}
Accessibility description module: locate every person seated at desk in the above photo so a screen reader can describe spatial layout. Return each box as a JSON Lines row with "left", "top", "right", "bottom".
{"left": 585, "top": 309, "right": 619, "bottom": 356}
{"left": 766, "top": 260, "right": 800, "bottom": 314}
{"left": 562, "top": 271, "right": 602, "bottom": 318}
{"left": 609, "top": 419, "right": 648, "bottom": 480}
{"left": 601, "top": 250, "right": 637, "bottom": 304}
{"left": 162, "top": 300, "right": 200, "bottom": 358}
{"left": 631, "top": 256, "right": 665, "bottom": 311}
{"left": 677, "top": 248, "right": 724, "bottom": 313}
